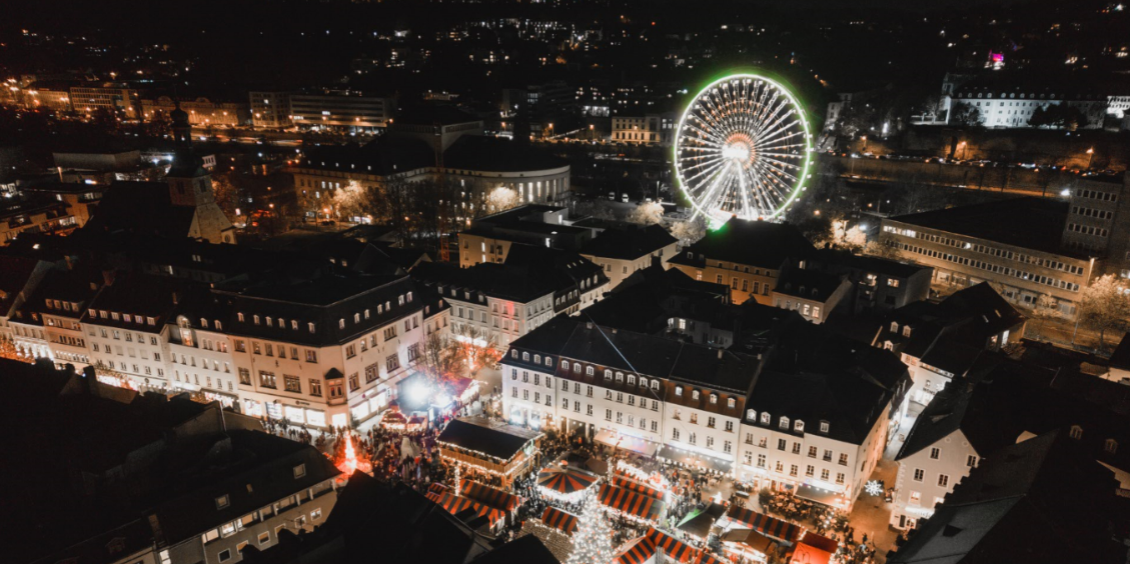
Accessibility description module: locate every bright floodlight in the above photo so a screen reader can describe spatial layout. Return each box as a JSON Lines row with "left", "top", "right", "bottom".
{"left": 409, "top": 382, "right": 431, "bottom": 404}
{"left": 674, "top": 73, "right": 814, "bottom": 223}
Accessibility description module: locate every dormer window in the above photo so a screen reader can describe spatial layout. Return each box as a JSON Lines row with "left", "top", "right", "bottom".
{"left": 604, "top": 369, "right": 612, "bottom": 380}
{"left": 794, "top": 420, "right": 805, "bottom": 432}
{"left": 727, "top": 398, "right": 736, "bottom": 408}
{"left": 902, "top": 326, "right": 912, "bottom": 338}
{"left": 746, "top": 409, "right": 756, "bottom": 421}
{"left": 1105, "top": 439, "right": 1118, "bottom": 454}
{"left": 675, "top": 386, "right": 683, "bottom": 397}
{"left": 1070, "top": 425, "right": 1083, "bottom": 439}
{"left": 522, "top": 352, "right": 530, "bottom": 361}
{"left": 215, "top": 494, "right": 230, "bottom": 509}
{"left": 615, "top": 372, "right": 623, "bottom": 383}
{"left": 710, "top": 394, "right": 718, "bottom": 404}
{"left": 692, "top": 390, "right": 700, "bottom": 400}
{"left": 586, "top": 366, "right": 594, "bottom": 376}
{"left": 760, "top": 412, "right": 770, "bottom": 425}
{"left": 573, "top": 363, "right": 581, "bottom": 374}
{"left": 819, "top": 420, "right": 830, "bottom": 433}
{"left": 639, "top": 377, "right": 647, "bottom": 387}
{"left": 511, "top": 350, "right": 518, "bottom": 359}
{"left": 890, "top": 322, "right": 898, "bottom": 333}
{"left": 779, "top": 416, "right": 790, "bottom": 429}
{"left": 294, "top": 463, "right": 306, "bottom": 478}
{"left": 561, "top": 360, "right": 569, "bottom": 369}
{"left": 651, "top": 380, "right": 659, "bottom": 391}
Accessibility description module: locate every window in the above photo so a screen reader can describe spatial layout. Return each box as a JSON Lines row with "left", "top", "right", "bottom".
{"left": 757, "top": 454, "right": 766, "bottom": 468}
{"left": 967, "top": 455, "right": 978, "bottom": 468}
{"left": 929, "top": 447, "right": 940, "bottom": 459}
{"left": 727, "top": 397, "right": 736, "bottom": 408}
{"left": 294, "top": 464, "right": 306, "bottom": 478}
{"left": 777, "top": 439, "right": 787, "bottom": 451}
{"left": 779, "top": 416, "right": 789, "bottom": 429}
{"left": 761, "top": 412, "right": 770, "bottom": 425}
{"left": 310, "top": 379, "right": 322, "bottom": 397}
{"left": 794, "top": 420, "right": 804, "bottom": 432}
{"left": 215, "top": 494, "right": 230, "bottom": 509}
{"left": 823, "top": 449, "right": 832, "bottom": 462}
{"left": 259, "top": 371, "right": 277, "bottom": 389}
{"left": 239, "top": 368, "right": 251, "bottom": 385}
{"left": 909, "top": 491, "right": 921, "bottom": 505}
{"left": 218, "top": 550, "right": 232, "bottom": 562}
{"left": 349, "top": 374, "right": 359, "bottom": 391}
{"left": 937, "top": 474, "right": 950, "bottom": 488}
{"left": 838, "top": 453, "right": 848, "bottom": 466}
{"left": 747, "top": 409, "right": 756, "bottom": 421}
{"left": 819, "top": 421, "right": 829, "bottom": 433}
{"left": 285, "top": 375, "right": 301, "bottom": 393}
{"left": 1105, "top": 439, "right": 1118, "bottom": 454}
{"left": 306, "top": 349, "right": 318, "bottom": 363}
{"left": 913, "top": 468, "right": 924, "bottom": 481}
{"left": 1070, "top": 425, "right": 1083, "bottom": 440}
{"left": 675, "top": 386, "right": 683, "bottom": 397}
{"left": 258, "top": 532, "right": 270, "bottom": 545}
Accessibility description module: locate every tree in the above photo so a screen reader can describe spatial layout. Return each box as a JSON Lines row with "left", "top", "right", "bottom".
{"left": 210, "top": 174, "right": 240, "bottom": 221}
{"left": 1077, "top": 274, "right": 1130, "bottom": 349}
{"left": 670, "top": 218, "right": 707, "bottom": 247}
{"left": 485, "top": 187, "right": 520, "bottom": 214}
{"left": 566, "top": 491, "right": 614, "bottom": 564}
{"left": 863, "top": 240, "right": 902, "bottom": 261}
{"left": 419, "top": 332, "right": 461, "bottom": 383}
{"left": 626, "top": 202, "right": 664, "bottom": 225}
{"left": 949, "top": 102, "right": 982, "bottom": 128}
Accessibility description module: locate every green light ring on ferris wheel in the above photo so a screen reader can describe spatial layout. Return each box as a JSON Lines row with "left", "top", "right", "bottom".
{"left": 673, "top": 72, "right": 814, "bottom": 226}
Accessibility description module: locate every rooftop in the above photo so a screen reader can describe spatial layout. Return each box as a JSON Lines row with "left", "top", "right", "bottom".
{"left": 669, "top": 217, "right": 815, "bottom": 270}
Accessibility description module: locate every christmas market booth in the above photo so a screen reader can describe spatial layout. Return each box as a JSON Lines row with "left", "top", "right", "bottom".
{"left": 437, "top": 416, "right": 543, "bottom": 486}
{"left": 378, "top": 407, "right": 409, "bottom": 431}
{"left": 460, "top": 478, "right": 522, "bottom": 526}
{"left": 537, "top": 462, "right": 600, "bottom": 502}
{"left": 719, "top": 505, "right": 804, "bottom": 544}
{"left": 676, "top": 502, "right": 727, "bottom": 544}
{"left": 424, "top": 483, "right": 508, "bottom": 534}
{"left": 598, "top": 482, "right": 665, "bottom": 525}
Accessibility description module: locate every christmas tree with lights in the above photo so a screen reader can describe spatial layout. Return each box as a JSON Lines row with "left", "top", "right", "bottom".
{"left": 566, "top": 490, "right": 614, "bottom": 564}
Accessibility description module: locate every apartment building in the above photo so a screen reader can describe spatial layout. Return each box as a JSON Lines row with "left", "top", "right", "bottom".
{"left": 70, "top": 83, "right": 139, "bottom": 118}
{"left": 289, "top": 91, "right": 395, "bottom": 131}
{"left": 458, "top": 205, "right": 592, "bottom": 268}
{"left": 579, "top": 224, "right": 678, "bottom": 290}
{"left": 880, "top": 198, "right": 1096, "bottom": 315}
{"left": 669, "top": 217, "right": 816, "bottom": 305}
{"left": 250, "top": 91, "right": 292, "bottom": 128}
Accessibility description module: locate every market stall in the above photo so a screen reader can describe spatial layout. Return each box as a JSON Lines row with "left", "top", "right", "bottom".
{"left": 538, "top": 464, "right": 600, "bottom": 502}
{"left": 540, "top": 506, "right": 580, "bottom": 535}
{"left": 461, "top": 478, "right": 522, "bottom": 525}
{"left": 425, "top": 490, "right": 507, "bottom": 533}
{"left": 645, "top": 527, "right": 698, "bottom": 563}
{"left": 436, "top": 416, "right": 543, "bottom": 486}
{"left": 721, "top": 505, "right": 803, "bottom": 544}
{"left": 613, "top": 535, "right": 656, "bottom": 564}
{"left": 598, "top": 483, "right": 664, "bottom": 524}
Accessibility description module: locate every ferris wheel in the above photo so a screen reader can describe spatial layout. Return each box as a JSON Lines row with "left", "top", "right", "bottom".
{"left": 674, "top": 73, "right": 814, "bottom": 223}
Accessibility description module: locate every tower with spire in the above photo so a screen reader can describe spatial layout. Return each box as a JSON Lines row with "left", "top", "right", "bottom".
{"left": 164, "top": 102, "right": 236, "bottom": 243}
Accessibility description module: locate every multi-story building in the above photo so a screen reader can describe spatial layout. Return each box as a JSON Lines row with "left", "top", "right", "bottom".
{"left": 7, "top": 267, "right": 101, "bottom": 367}
{"left": 218, "top": 268, "right": 442, "bottom": 429}
{"left": 873, "top": 283, "right": 1025, "bottom": 411}
{"left": 504, "top": 274, "right": 908, "bottom": 510}
{"left": 769, "top": 268, "right": 851, "bottom": 324}
{"left": 806, "top": 249, "right": 934, "bottom": 314}
{"left": 81, "top": 273, "right": 188, "bottom": 393}
{"left": 289, "top": 91, "right": 396, "bottom": 131}
{"left": 891, "top": 379, "right": 989, "bottom": 530}
{"left": 70, "top": 83, "right": 139, "bottom": 118}
{"left": 412, "top": 245, "right": 607, "bottom": 349}
{"left": 141, "top": 96, "right": 251, "bottom": 127}
{"left": 611, "top": 115, "right": 662, "bottom": 144}
{"left": 250, "top": 91, "right": 292, "bottom": 128}
{"left": 458, "top": 205, "right": 592, "bottom": 268}
{"left": 289, "top": 111, "right": 570, "bottom": 223}
{"left": 669, "top": 218, "right": 816, "bottom": 305}
{"left": 943, "top": 78, "right": 1109, "bottom": 129}
{"left": 23, "top": 81, "right": 74, "bottom": 112}
{"left": 579, "top": 224, "right": 678, "bottom": 290}
{"left": 880, "top": 198, "right": 1096, "bottom": 315}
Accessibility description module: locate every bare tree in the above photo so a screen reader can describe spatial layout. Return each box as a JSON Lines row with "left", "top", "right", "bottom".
{"left": 1078, "top": 274, "right": 1130, "bottom": 349}
{"left": 626, "top": 202, "right": 664, "bottom": 225}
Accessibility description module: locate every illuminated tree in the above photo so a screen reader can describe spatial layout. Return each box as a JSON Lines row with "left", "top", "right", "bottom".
{"left": 485, "top": 187, "right": 520, "bottom": 214}
{"left": 1078, "top": 274, "right": 1130, "bottom": 348}
{"left": 626, "top": 201, "right": 664, "bottom": 225}
{"left": 670, "top": 218, "right": 706, "bottom": 247}
{"left": 566, "top": 491, "right": 614, "bottom": 564}
{"left": 420, "top": 332, "right": 461, "bottom": 382}
{"left": 863, "top": 240, "right": 902, "bottom": 261}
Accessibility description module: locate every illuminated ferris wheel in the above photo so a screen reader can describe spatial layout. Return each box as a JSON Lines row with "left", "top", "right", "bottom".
{"left": 674, "top": 73, "right": 814, "bottom": 223}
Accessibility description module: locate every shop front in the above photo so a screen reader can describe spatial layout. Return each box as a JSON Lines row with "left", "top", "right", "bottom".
{"left": 594, "top": 429, "right": 660, "bottom": 457}
{"left": 656, "top": 445, "right": 733, "bottom": 476}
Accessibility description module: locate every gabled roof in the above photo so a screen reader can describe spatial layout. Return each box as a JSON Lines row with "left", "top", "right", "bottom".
{"left": 669, "top": 217, "right": 815, "bottom": 270}
{"left": 580, "top": 224, "right": 677, "bottom": 261}
{"left": 437, "top": 417, "right": 542, "bottom": 462}
{"left": 81, "top": 181, "right": 198, "bottom": 240}
{"left": 889, "top": 431, "right": 1124, "bottom": 564}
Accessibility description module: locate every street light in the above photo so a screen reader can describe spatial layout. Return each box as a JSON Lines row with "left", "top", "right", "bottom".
{"left": 1086, "top": 147, "right": 1095, "bottom": 170}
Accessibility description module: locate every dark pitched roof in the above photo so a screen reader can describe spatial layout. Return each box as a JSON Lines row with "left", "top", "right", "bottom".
{"left": 437, "top": 417, "right": 542, "bottom": 461}
{"left": 1108, "top": 333, "right": 1130, "bottom": 371}
{"left": 298, "top": 136, "right": 435, "bottom": 177}
{"left": 886, "top": 197, "right": 1087, "bottom": 258}
{"left": 81, "top": 181, "right": 198, "bottom": 239}
{"left": 773, "top": 268, "right": 846, "bottom": 302}
{"left": 580, "top": 224, "right": 677, "bottom": 261}
{"left": 443, "top": 135, "right": 567, "bottom": 172}
{"left": 889, "top": 431, "right": 1124, "bottom": 564}
{"left": 474, "top": 535, "right": 560, "bottom": 564}
{"left": 669, "top": 217, "right": 815, "bottom": 270}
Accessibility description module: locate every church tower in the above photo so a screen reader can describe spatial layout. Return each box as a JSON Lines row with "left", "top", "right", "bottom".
{"left": 165, "top": 102, "right": 235, "bottom": 243}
